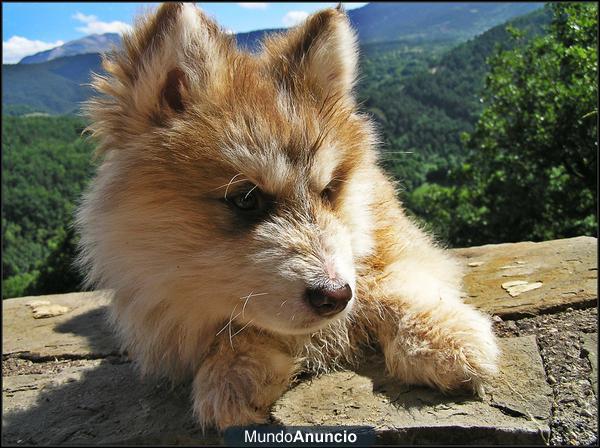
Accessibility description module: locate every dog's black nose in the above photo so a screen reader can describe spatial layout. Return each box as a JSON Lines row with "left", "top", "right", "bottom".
{"left": 305, "top": 284, "right": 352, "bottom": 317}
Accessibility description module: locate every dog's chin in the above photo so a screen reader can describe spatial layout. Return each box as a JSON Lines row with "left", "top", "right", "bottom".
{"left": 252, "top": 301, "right": 354, "bottom": 336}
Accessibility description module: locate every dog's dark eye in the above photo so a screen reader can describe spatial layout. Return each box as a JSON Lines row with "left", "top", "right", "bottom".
{"left": 222, "top": 185, "right": 274, "bottom": 228}
{"left": 321, "top": 186, "right": 335, "bottom": 203}
{"left": 321, "top": 177, "right": 343, "bottom": 204}
{"left": 231, "top": 188, "right": 260, "bottom": 211}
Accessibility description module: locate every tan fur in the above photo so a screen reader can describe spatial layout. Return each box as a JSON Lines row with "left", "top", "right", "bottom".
{"left": 76, "top": 3, "right": 499, "bottom": 430}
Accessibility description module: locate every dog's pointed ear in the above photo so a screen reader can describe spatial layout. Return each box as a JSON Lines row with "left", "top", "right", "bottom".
{"left": 86, "top": 3, "right": 233, "bottom": 147}
{"left": 262, "top": 8, "right": 358, "bottom": 99}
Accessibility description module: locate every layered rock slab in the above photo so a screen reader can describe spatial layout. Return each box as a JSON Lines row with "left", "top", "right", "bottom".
{"left": 4, "top": 236, "right": 594, "bottom": 444}
{"left": 455, "top": 236, "right": 597, "bottom": 318}
{"left": 2, "top": 337, "right": 551, "bottom": 445}
{"left": 2, "top": 291, "right": 116, "bottom": 359}
{"left": 273, "top": 336, "right": 551, "bottom": 445}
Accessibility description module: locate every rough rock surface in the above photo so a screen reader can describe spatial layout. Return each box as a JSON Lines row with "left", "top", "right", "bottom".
{"left": 2, "top": 291, "right": 115, "bottom": 359}
{"left": 493, "top": 307, "right": 598, "bottom": 446}
{"left": 2, "top": 236, "right": 597, "bottom": 445}
{"left": 454, "top": 236, "right": 597, "bottom": 318}
{"left": 2, "top": 338, "right": 550, "bottom": 445}
{"left": 582, "top": 333, "right": 598, "bottom": 396}
{"left": 273, "top": 336, "right": 552, "bottom": 445}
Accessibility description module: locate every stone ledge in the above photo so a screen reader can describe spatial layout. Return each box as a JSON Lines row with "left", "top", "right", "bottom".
{"left": 2, "top": 291, "right": 114, "bottom": 359}
{"left": 273, "top": 336, "right": 552, "bottom": 445}
{"left": 2, "top": 337, "right": 551, "bottom": 445}
{"left": 455, "top": 236, "right": 597, "bottom": 318}
{"left": 2, "top": 236, "right": 596, "bottom": 445}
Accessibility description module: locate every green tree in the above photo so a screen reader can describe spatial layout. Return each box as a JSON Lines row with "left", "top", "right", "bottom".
{"left": 27, "top": 227, "right": 85, "bottom": 296}
{"left": 422, "top": 2, "right": 597, "bottom": 246}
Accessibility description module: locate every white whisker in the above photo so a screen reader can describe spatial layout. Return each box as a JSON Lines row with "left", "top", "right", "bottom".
{"left": 244, "top": 184, "right": 258, "bottom": 199}
{"left": 238, "top": 292, "right": 269, "bottom": 300}
{"left": 239, "top": 292, "right": 269, "bottom": 319}
{"left": 228, "top": 305, "right": 238, "bottom": 350}
{"left": 231, "top": 319, "right": 254, "bottom": 338}
{"left": 242, "top": 295, "right": 251, "bottom": 318}
{"left": 216, "top": 292, "right": 271, "bottom": 343}
{"left": 224, "top": 173, "right": 244, "bottom": 200}
{"left": 216, "top": 303, "right": 241, "bottom": 337}
{"left": 215, "top": 321, "right": 231, "bottom": 337}
{"left": 210, "top": 178, "right": 249, "bottom": 192}
{"left": 241, "top": 291, "right": 254, "bottom": 318}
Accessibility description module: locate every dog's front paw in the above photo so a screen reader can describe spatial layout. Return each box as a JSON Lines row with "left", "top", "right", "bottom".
{"left": 192, "top": 381, "right": 270, "bottom": 431}
{"left": 191, "top": 344, "right": 296, "bottom": 431}
{"left": 382, "top": 299, "right": 500, "bottom": 396}
{"left": 438, "top": 306, "right": 500, "bottom": 396}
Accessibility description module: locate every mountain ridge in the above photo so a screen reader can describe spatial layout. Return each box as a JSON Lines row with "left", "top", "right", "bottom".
{"left": 14, "top": 2, "right": 543, "bottom": 64}
{"left": 3, "top": 3, "right": 545, "bottom": 114}
{"left": 19, "top": 33, "right": 121, "bottom": 64}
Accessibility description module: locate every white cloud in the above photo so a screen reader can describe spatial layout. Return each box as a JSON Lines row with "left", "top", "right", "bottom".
{"left": 282, "top": 10, "right": 309, "bottom": 27}
{"left": 72, "top": 12, "right": 96, "bottom": 23}
{"left": 237, "top": 2, "right": 268, "bottom": 9}
{"left": 343, "top": 2, "right": 368, "bottom": 9}
{"left": 2, "top": 36, "right": 64, "bottom": 64}
{"left": 72, "top": 11, "right": 132, "bottom": 35}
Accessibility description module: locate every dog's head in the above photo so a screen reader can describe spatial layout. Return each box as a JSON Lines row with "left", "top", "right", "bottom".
{"left": 79, "top": 3, "right": 378, "bottom": 336}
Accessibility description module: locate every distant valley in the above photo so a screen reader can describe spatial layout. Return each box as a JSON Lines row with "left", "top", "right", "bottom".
{"left": 2, "top": 2, "right": 543, "bottom": 115}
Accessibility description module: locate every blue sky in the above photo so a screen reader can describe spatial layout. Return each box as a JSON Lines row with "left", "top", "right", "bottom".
{"left": 2, "top": 2, "right": 367, "bottom": 63}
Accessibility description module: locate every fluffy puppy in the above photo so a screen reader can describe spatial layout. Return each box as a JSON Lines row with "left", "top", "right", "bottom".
{"left": 76, "top": 2, "right": 499, "bottom": 430}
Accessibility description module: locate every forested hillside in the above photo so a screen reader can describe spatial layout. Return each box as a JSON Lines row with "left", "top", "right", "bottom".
{"left": 2, "top": 116, "right": 97, "bottom": 298}
{"left": 349, "top": 2, "right": 542, "bottom": 43}
{"left": 2, "top": 3, "right": 596, "bottom": 299}
{"left": 359, "top": 7, "right": 552, "bottom": 192}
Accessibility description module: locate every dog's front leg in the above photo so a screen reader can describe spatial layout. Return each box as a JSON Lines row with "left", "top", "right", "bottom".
{"left": 358, "top": 270, "right": 500, "bottom": 395}
{"left": 191, "top": 330, "right": 297, "bottom": 431}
